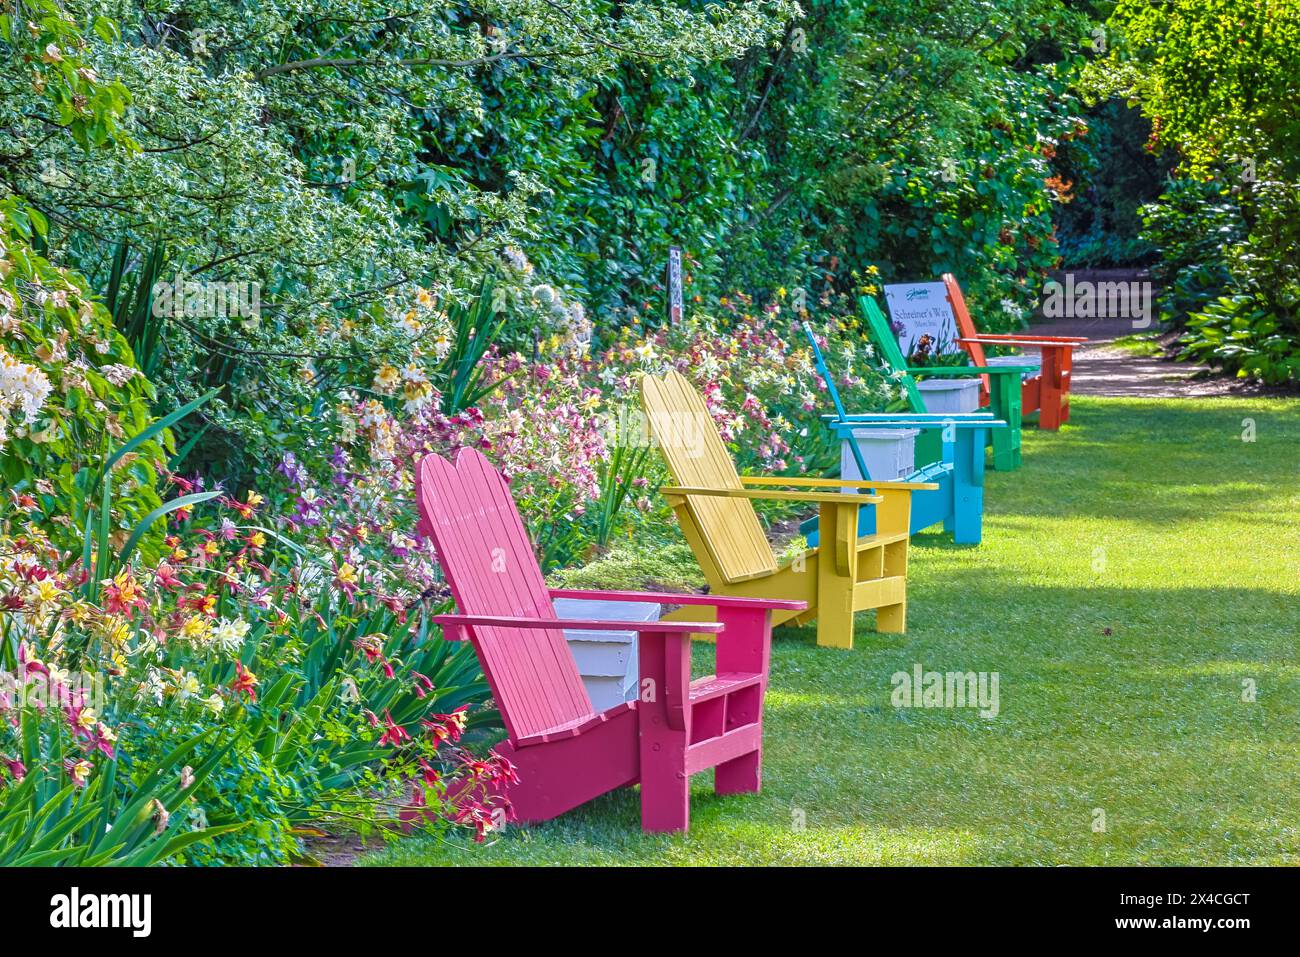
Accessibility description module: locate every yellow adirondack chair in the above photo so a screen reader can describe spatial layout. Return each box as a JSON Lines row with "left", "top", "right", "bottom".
{"left": 639, "top": 370, "right": 937, "bottom": 649}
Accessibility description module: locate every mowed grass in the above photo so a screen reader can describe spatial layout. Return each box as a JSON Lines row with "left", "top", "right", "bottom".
{"left": 364, "top": 396, "right": 1300, "bottom": 866}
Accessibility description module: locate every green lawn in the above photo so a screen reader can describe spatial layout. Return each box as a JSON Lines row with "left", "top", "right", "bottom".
{"left": 364, "top": 396, "right": 1300, "bottom": 866}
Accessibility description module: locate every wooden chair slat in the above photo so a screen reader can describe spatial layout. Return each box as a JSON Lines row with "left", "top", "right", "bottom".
{"left": 417, "top": 449, "right": 591, "bottom": 740}
{"left": 641, "top": 370, "right": 776, "bottom": 582}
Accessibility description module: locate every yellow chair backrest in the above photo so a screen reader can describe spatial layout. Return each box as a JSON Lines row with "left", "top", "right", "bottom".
{"left": 640, "top": 369, "right": 777, "bottom": 583}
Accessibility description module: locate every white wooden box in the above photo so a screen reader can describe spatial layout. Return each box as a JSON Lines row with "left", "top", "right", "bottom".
{"left": 917, "top": 378, "right": 981, "bottom": 414}
{"left": 839, "top": 428, "right": 920, "bottom": 485}
{"left": 553, "top": 597, "right": 659, "bottom": 711}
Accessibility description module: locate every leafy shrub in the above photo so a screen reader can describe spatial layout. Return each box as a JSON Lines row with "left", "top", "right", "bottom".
{"left": 1, "top": 200, "right": 169, "bottom": 557}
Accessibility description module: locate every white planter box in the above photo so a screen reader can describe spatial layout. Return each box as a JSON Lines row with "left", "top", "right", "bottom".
{"left": 917, "top": 378, "right": 981, "bottom": 414}
{"left": 553, "top": 597, "right": 659, "bottom": 711}
{"left": 839, "top": 428, "right": 919, "bottom": 485}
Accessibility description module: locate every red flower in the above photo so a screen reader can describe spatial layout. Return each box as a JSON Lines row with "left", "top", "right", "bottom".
{"left": 229, "top": 661, "right": 259, "bottom": 703}
{"left": 453, "top": 802, "right": 504, "bottom": 843}
{"left": 417, "top": 758, "right": 440, "bottom": 786}
{"left": 378, "top": 710, "right": 410, "bottom": 748}
{"left": 154, "top": 563, "right": 184, "bottom": 590}
{"left": 489, "top": 752, "right": 520, "bottom": 786}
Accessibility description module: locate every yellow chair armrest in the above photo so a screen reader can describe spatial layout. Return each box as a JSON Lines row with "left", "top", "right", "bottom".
{"left": 660, "top": 485, "right": 884, "bottom": 505}
{"left": 740, "top": 476, "right": 939, "bottom": 492}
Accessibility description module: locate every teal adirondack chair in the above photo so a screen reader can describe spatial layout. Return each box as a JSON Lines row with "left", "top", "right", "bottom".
{"left": 800, "top": 322, "right": 1005, "bottom": 545}
{"left": 860, "top": 295, "right": 1034, "bottom": 471}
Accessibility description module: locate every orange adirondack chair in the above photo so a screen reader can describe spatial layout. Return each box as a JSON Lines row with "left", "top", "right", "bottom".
{"left": 640, "top": 369, "right": 935, "bottom": 649}
{"left": 414, "top": 447, "right": 804, "bottom": 833}
{"left": 944, "top": 273, "right": 1087, "bottom": 430}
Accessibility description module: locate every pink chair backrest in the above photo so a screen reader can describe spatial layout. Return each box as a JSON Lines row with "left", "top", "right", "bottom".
{"left": 415, "top": 448, "right": 593, "bottom": 741}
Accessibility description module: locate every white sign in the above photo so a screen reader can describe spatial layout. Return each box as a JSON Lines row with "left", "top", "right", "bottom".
{"left": 667, "top": 247, "right": 683, "bottom": 323}
{"left": 883, "top": 282, "right": 959, "bottom": 356}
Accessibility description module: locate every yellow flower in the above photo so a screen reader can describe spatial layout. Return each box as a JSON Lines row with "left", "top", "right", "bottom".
{"left": 33, "top": 579, "right": 62, "bottom": 607}
{"left": 180, "top": 615, "right": 211, "bottom": 644}
{"left": 336, "top": 562, "right": 358, "bottom": 585}
{"left": 373, "top": 364, "right": 400, "bottom": 393}
{"left": 244, "top": 490, "right": 264, "bottom": 508}
{"left": 101, "top": 617, "right": 132, "bottom": 648}
{"left": 69, "top": 760, "right": 93, "bottom": 785}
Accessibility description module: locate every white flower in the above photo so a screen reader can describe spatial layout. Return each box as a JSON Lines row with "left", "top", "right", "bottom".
{"left": 212, "top": 617, "right": 250, "bottom": 653}
{"left": 502, "top": 246, "right": 533, "bottom": 276}
{"left": 101, "top": 364, "right": 140, "bottom": 387}
{"left": 1, "top": 348, "right": 53, "bottom": 450}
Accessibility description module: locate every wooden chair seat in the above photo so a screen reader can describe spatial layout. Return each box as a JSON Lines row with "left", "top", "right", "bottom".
{"left": 517, "top": 703, "right": 635, "bottom": 747}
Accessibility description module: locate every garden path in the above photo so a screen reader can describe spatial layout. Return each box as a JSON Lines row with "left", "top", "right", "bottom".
{"left": 1028, "top": 315, "right": 1231, "bottom": 399}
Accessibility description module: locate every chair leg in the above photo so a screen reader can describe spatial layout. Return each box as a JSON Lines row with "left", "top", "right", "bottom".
{"left": 815, "top": 502, "right": 856, "bottom": 649}
{"left": 637, "top": 630, "right": 691, "bottom": 833}
{"left": 715, "top": 749, "right": 762, "bottom": 795}
{"left": 641, "top": 766, "right": 690, "bottom": 833}
{"left": 876, "top": 599, "right": 906, "bottom": 633}
{"left": 990, "top": 427, "right": 1020, "bottom": 470}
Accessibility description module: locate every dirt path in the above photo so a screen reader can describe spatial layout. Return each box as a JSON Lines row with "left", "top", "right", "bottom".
{"left": 1025, "top": 316, "right": 1230, "bottom": 398}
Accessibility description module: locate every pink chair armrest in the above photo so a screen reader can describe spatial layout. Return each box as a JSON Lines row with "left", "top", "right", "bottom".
{"left": 432, "top": 613, "right": 723, "bottom": 636}
{"left": 549, "top": 587, "right": 805, "bottom": 614}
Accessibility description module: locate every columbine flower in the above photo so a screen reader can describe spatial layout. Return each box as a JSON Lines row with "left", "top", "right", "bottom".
{"left": 154, "top": 563, "right": 184, "bottom": 589}
{"left": 229, "top": 662, "right": 258, "bottom": 703}
{"left": 227, "top": 490, "right": 263, "bottom": 519}
{"left": 101, "top": 569, "right": 147, "bottom": 619}
{"left": 2, "top": 756, "right": 27, "bottom": 782}
{"left": 378, "top": 710, "right": 410, "bottom": 747}
{"left": 212, "top": 617, "right": 251, "bottom": 653}
{"left": 372, "top": 364, "right": 400, "bottom": 394}
{"left": 334, "top": 562, "right": 359, "bottom": 599}
{"left": 66, "top": 758, "right": 93, "bottom": 787}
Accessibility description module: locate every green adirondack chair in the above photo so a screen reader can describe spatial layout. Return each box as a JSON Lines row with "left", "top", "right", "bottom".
{"left": 859, "top": 295, "right": 1035, "bottom": 471}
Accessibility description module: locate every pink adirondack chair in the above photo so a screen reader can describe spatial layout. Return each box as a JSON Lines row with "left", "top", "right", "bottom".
{"left": 414, "top": 448, "right": 805, "bottom": 833}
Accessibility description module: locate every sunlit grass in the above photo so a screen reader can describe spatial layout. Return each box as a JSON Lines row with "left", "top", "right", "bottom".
{"left": 364, "top": 396, "right": 1300, "bottom": 866}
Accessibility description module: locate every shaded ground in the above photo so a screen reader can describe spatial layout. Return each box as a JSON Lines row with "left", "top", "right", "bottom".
{"left": 1029, "top": 315, "right": 1240, "bottom": 399}
{"left": 1028, "top": 266, "right": 1287, "bottom": 399}
{"left": 361, "top": 395, "right": 1300, "bottom": 866}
